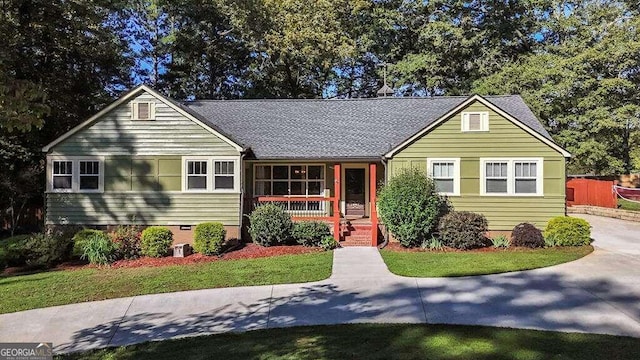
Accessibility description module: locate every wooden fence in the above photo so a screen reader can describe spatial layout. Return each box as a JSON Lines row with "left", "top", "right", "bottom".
{"left": 566, "top": 178, "right": 617, "bottom": 208}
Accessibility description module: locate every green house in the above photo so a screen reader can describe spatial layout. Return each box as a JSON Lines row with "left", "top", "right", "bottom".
{"left": 43, "top": 85, "right": 570, "bottom": 246}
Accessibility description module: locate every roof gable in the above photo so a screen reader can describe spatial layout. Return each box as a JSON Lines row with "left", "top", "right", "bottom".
{"left": 384, "top": 95, "right": 570, "bottom": 158}
{"left": 42, "top": 85, "right": 244, "bottom": 153}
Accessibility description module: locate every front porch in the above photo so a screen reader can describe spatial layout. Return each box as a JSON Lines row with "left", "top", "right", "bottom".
{"left": 245, "top": 161, "right": 383, "bottom": 246}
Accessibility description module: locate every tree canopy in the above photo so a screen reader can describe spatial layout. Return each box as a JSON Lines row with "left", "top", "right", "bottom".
{"left": 1, "top": 0, "right": 639, "bottom": 233}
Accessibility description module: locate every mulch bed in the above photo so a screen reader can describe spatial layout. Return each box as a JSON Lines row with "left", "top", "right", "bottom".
{"left": 2, "top": 243, "right": 324, "bottom": 274}
{"left": 383, "top": 242, "right": 535, "bottom": 253}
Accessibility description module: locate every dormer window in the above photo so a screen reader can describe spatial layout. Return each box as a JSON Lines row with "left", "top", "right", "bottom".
{"left": 461, "top": 111, "right": 489, "bottom": 132}
{"left": 132, "top": 102, "right": 155, "bottom": 120}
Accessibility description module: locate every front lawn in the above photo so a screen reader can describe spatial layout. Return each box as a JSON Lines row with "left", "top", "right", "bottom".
{"left": 57, "top": 323, "right": 640, "bottom": 360}
{"left": 381, "top": 246, "right": 593, "bottom": 277}
{"left": 0, "top": 252, "right": 332, "bottom": 314}
{"left": 618, "top": 198, "right": 640, "bottom": 211}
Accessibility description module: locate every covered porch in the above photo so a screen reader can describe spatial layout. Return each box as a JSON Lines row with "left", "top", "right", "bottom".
{"left": 244, "top": 161, "right": 384, "bottom": 246}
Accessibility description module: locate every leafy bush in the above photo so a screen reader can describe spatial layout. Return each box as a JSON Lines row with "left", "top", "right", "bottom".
{"left": 247, "top": 203, "right": 293, "bottom": 246}
{"left": 377, "top": 168, "right": 450, "bottom": 247}
{"left": 72, "top": 229, "right": 106, "bottom": 258}
{"left": 544, "top": 235, "right": 556, "bottom": 247}
{"left": 110, "top": 226, "right": 142, "bottom": 259}
{"left": 194, "top": 222, "right": 226, "bottom": 255}
{"left": 24, "top": 232, "right": 72, "bottom": 268}
{"left": 320, "top": 236, "right": 340, "bottom": 250}
{"left": 421, "top": 236, "right": 444, "bottom": 251}
{"left": 292, "top": 221, "right": 331, "bottom": 247}
{"left": 491, "top": 234, "right": 510, "bottom": 248}
{"left": 543, "top": 216, "right": 591, "bottom": 246}
{"left": 140, "top": 226, "right": 174, "bottom": 257}
{"left": 0, "top": 235, "right": 30, "bottom": 268}
{"left": 511, "top": 223, "right": 544, "bottom": 248}
{"left": 438, "top": 211, "right": 489, "bottom": 250}
{"left": 81, "top": 232, "right": 117, "bottom": 265}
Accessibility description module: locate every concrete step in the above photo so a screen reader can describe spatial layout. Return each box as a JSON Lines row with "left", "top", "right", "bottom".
{"left": 341, "top": 241, "right": 373, "bottom": 247}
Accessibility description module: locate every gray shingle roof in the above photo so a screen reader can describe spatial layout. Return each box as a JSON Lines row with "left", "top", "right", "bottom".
{"left": 184, "top": 95, "right": 553, "bottom": 159}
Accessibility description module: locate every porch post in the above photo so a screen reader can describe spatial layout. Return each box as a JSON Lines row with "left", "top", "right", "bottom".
{"left": 369, "top": 163, "right": 378, "bottom": 246}
{"left": 333, "top": 163, "right": 341, "bottom": 241}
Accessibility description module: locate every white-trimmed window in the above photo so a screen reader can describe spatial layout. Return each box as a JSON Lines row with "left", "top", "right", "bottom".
{"left": 427, "top": 158, "right": 460, "bottom": 196}
{"left": 214, "top": 160, "right": 235, "bottom": 190}
{"left": 52, "top": 160, "right": 73, "bottom": 191}
{"left": 254, "top": 164, "right": 326, "bottom": 211}
{"left": 461, "top": 111, "right": 489, "bottom": 132}
{"left": 182, "top": 157, "right": 239, "bottom": 192}
{"left": 49, "top": 158, "right": 103, "bottom": 193}
{"left": 481, "top": 158, "right": 543, "bottom": 196}
{"left": 132, "top": 102, "right": 155, "bottom": 120}
{"left": 79, "top": 160, "right": 101, "bottom": 191}
{"left": 186, "top": 160, "right": 208, "bottom": 190}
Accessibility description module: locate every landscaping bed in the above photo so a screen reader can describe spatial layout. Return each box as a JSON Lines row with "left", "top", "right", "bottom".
{"left": 57, "top": 323, "right": 640, "bottom": 360}
{"left": 381, "top": 245, "right": 593, "bottom": 277}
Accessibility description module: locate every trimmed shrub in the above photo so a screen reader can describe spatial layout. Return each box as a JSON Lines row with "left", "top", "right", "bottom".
{"left": 491, "top": 234, "right": 510, "bottom": 248}
{"left": 292, "top": 221, "right": 331, "bottom": 247}
{"left": 438, "top": 211, "right": 489, "bottom": 250}
{"left": 82, "top": 232, "right": 117, "bottom": 265}
{"left": 0, "top": 235, "right": 30, "bottom": 268}
{"left": 72, "top": 229, "right": 106, "bottom": 258}
{"left": 140, "top": 226, "right": 174, "bottom": 257}
{"left": 194, "top": 222, "right": 226, "bottom": 255}
{"left": 247, "top": 203, "right": 293, "bottom": 246}
{"left": 544, "top": 216, "right": 591, "bottom": 246}
{"left": 24, "top": 232, "right": 73, "bottom": 268}
{"left": 320, "top": 236, "right": 340, "bottom": 251}
{"left": 377, "top": 168, "right": 451, "bottom": 247}
{"left": 110, "top": 226, "right": 142, "bottom": 260}
{"left": 511, "top": 223, "right": 544, "bottom": 248}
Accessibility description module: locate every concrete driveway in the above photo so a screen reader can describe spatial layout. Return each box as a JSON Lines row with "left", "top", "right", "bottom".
{"left": 0, "top": 214, "right": 639, "bottom": 354}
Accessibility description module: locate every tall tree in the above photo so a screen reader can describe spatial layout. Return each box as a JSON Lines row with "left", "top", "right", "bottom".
{"left": 473, "top": 0, "right": 640, "bottom": 175}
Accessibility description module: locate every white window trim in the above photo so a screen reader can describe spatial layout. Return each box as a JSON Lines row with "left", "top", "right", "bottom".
{"left": 48, "top": 156, "right": 104, "bottom": 193}
{"left": 427, "top": 158, "right": 460, "bottom": 196}
{"left": 461, "top": 111, "right": 489, "bottom": 132}
{"left": 181, "top": 156, "right": 240, "bottom": 193}
{"left": 252, "top": 163, "right": 327, "bottom": 198}
{"left": 480, "top": 158, "right": 543, "bottom": 196}
{"left": 131, "top": 101, "right": 156, "bottom": 120}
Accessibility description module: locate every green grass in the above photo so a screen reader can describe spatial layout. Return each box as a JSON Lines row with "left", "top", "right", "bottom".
{"left": 618, "top": 198, "right": 640, "bottom": 211}
{"left": 57, "top": 324, "right": 640, "bottom": 360}
{"left": 381, "top": 246, "right": 593, "bottom": 277}
{"left": 0, "top": 252, "right": 332, "bottom": 314}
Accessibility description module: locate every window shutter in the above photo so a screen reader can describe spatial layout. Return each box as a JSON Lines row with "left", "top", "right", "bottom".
{"left": 461, "top": 113, "right": 469, "bottom": 131}
{"left": 482, "top": 112, "right": 489, "bottom": 130}
{"left": 150, "top": 102, "right": 156, "bottom": 120}
{"left": 131, "top": 103, "right": 138, "bottom": 120}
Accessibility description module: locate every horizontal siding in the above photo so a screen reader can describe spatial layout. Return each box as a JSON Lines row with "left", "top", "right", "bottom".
{"left": 389, "top": 100, "right": 566, "bottom": 229}
{"left": 50, "top": 91, "right": 239, "bottom": 156}
{"left": 46, "top": 193, "right": 240, "bottom": 226}
{"left": 449, "top": 196, "right": 565, "bottom": 230}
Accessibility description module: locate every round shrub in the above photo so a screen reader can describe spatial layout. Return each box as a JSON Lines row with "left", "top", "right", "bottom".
{"left": 438, "top": 211, "right": 489, "bottom": 250}
{"left": 247, "top": 203, "right": 293, "bottom": 246}
{"left": 292, "top": 221, "right": 331, "bottom": 247}
{"left": 110, "top": 225, "right": 142, "bottom": 260}
{"left": 194, "top": 222, "right": 226, "bottom": 255}
{"left": 377, "top": 167, "right": 451, "bottom": 247}
{"left": 81, "top": 232, "right": 117, "bottom": 265}
{"left": 0, "top": 235, "right": 30, "bottom": 268}
{"left": 140, "top": 226, "right": 174, "bottom": 257}
{"left": 72, "top": 229, "right": 106, "bottom": 258}
{"left": 511, "top": 223, "right": 544, "bottom": 248}
{"left": 320, "top": 236, "right": 340, "bottom": 250}
{"left": 23, "top": 232, "right": 73, "bottom": 268}
{"left": 544, "top": 216, "right": 591, "bottom": 246}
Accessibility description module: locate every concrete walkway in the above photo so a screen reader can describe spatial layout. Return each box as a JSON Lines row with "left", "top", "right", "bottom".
{"left": 1, "top": 214, "right": 639, "bottom": 354}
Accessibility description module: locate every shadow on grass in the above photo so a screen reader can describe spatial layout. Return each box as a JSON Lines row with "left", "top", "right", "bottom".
{"left": 55, "top": 270, "right": 640, "bottom": 356}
